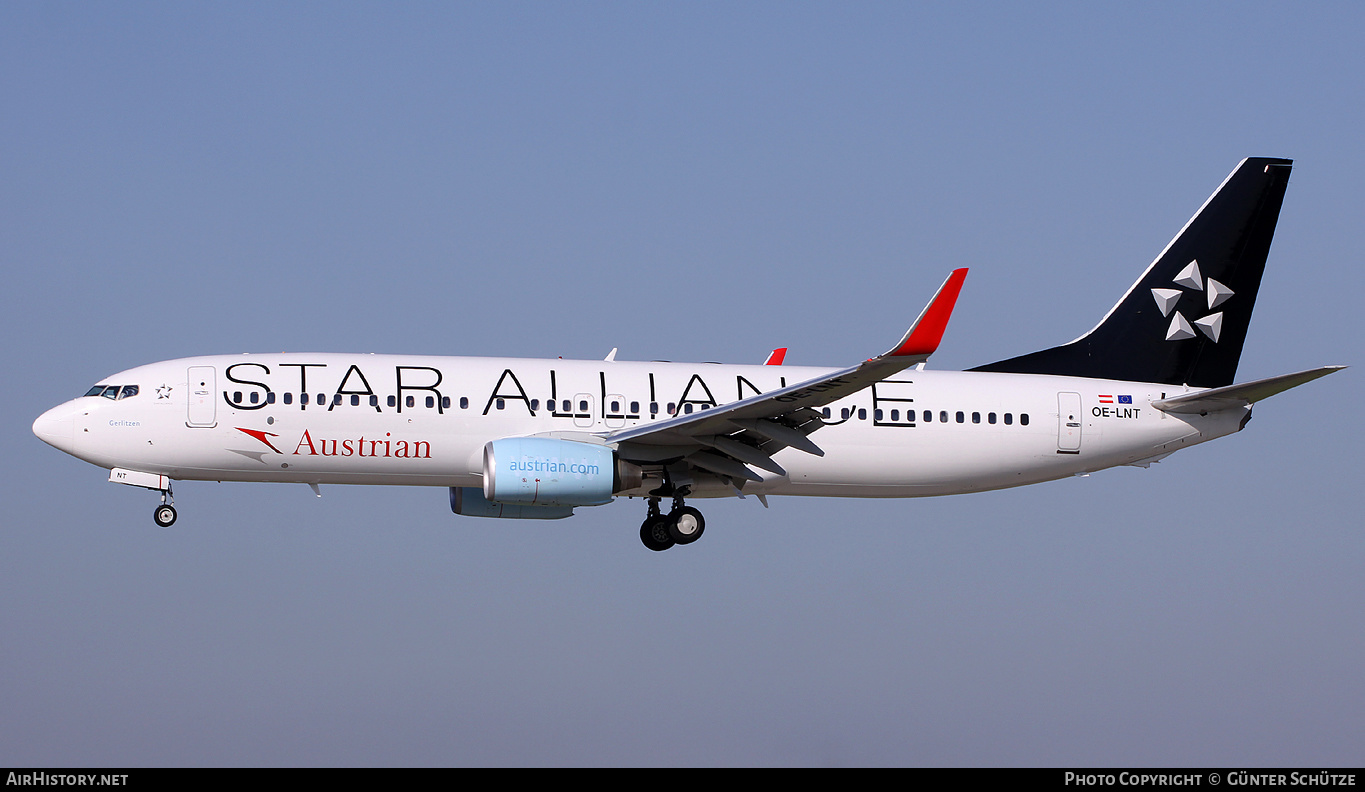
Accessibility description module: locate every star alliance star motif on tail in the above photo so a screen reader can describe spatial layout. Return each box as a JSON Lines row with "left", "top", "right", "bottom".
{"left": 1150, "top": 259, "right": 1233, "bottom": 342}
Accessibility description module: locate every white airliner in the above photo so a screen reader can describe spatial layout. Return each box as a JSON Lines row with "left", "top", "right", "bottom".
{"left": 33, "top": 158, "right": 1343, "bottom": 550}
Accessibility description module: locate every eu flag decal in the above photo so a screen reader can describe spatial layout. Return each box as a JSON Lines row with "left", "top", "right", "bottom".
{"left": 1117, "top": 395, "right": 1133, "bottom": 404}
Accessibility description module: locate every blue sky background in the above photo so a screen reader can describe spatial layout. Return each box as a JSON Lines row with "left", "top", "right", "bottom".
{"left": 2, "top": 2, "right": 1361, "bottom": 767}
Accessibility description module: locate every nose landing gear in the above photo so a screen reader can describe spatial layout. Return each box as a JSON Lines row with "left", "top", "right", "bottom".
{"left": 152, "top": 486, "right": 177, "bottom": 527}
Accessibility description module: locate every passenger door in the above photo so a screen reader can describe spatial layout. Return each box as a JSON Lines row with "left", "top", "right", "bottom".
{"left": 1057, "top": 392, "right": 1082, "bottom": 453}
{"left": 187, "top": 366, "right": 216, "bottom": 427}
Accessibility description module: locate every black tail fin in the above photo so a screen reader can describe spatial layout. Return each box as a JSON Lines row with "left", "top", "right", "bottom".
{"left": 971, "top": 157, "right": 1292, "bottom": 388}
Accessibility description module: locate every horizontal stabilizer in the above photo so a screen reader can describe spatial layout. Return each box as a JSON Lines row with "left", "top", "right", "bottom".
{"left": 1151, "top": 365, "right": 1345, "bottom": 414}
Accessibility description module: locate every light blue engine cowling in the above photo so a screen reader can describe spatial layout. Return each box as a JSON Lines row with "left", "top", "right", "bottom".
{"left": 449, "top": 486, "right": 574, "bottom": 520}
{"left": 483, "top": 437, "right": 619, "bottom": 507}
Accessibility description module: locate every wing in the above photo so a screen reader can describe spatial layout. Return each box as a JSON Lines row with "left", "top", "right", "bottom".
{"left": 604, "top": 269, "right": 968, "bottom": 483}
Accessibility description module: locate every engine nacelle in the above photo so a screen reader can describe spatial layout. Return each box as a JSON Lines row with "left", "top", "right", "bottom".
{"left": 484, "top": 437, "right": 638, "bottom": 507}
{"left": 449, "top": 486, "right": 574, "bottom": 520}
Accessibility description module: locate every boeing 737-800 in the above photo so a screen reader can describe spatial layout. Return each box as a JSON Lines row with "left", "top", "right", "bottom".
{"left": 33, "top": 158, "right": 1343, "bottom": 550}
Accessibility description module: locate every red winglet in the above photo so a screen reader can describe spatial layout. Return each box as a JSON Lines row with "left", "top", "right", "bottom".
{"left": 887, "top": 268, "right": 968, "bottom": 357}
{"left": 764, "top": 348, "right": 787, "bottom": 365}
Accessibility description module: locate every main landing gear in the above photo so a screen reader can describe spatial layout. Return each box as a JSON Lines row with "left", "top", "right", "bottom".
{"left": 152, "top": 486, "right": 177, "bottom": 528}
{"left": 639, "top": 492, "right": 706, "bottom": 552}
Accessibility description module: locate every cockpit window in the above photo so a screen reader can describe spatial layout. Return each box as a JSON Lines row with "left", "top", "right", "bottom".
{"left": 83, "top": 384, "right": 139, "bottom": 399}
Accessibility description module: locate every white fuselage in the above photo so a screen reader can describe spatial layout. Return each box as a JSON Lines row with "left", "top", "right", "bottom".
{"left": 33, "top": 353, "right": 1245, "bottom": 501}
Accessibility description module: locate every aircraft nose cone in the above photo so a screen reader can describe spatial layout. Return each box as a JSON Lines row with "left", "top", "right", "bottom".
{"left": 33, "top": 403, "right": 76, "bottom": 454}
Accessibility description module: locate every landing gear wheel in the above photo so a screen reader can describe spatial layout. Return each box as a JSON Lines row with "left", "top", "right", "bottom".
{"left": 153, "top": 504, "right": 178, "bottom": 528}
{"left": 667, "top": 506, "right": 705, "bottom": 545}
{"left": 640, "top": 515, "right": 674, "bottom": 552}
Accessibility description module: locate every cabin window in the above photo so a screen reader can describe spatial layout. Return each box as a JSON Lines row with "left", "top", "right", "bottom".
{"left": 940, "top": 411, "right": 948, "bottom": 423}
{"left": 301, "top": 393, "right": 310, "bottom": 405}
{"left": 332, "top": 394, "right": 342, "bottom": 406}
{"left": 988, "top": 412, "right": 996, "bottom": 424}
{"left": 890, "top": 409, "right": 898, "bottom": 421}
{"left": 578, "top": 400, "right": 588, "bottom": 412}
{"left": 284, "top": 393, "right": 293, "bottom": 405}
{"left": 822, "top": 408, "right": 831, "bottom": 419}
{"left": 874, "top": 409, "right": 883, "bottom": 421}
{"left": 956, "top": 411, "right": 964, "bottom": 423}
{"left": 406, "top": 396, "right": 415, "bottom": 408}
{"left": 840, "top": 408, "right": 850, "bottom": 420}
{"left": 317, "top": 393, "right": 325, "bottom": 405}
{"left": 267, "top": 392, "right": 276, "bottom": 404}
{"left": 495, "top": 399, "right": 505, "bottom": 410}
{"left": 972, "top": 412, "right": 980, "bottom": 424}
{"left": 1020, "top": 413, "right": 1030, "bottom": 426}
{"left": 1004, "top": 413, "right": 1013, "bottom": 425}
{"left": 610, "top": 400, "right": 620, "bottom": 412}
{"left": 684, "top": 403, "right": 694, "bottom": 414}
{"left": 923, "top": 410, "right": 931, "bottom": 422}
{"left": 858, "top": 408, "right": 867, "bottom": 420}
{"left": 119, "top": 385, "right": 139, "bottom": 400}
{"left": 426, "top": 396, "right": 436, "bottom": 408}
{"left": 460, "top": 397, "right": 469, "bottom": 409}
{"left": 370, "top": 395, "right": 379, "bottom": 407}
{"left": 387, "top": 395, "right": 395, "bottom": 407}
{"left": 530, "top": 399, "right": 539, "bottom": 411}
{"left": 350, "top": 394, "right": 359, "bottom": 406}
{"left": 650, "top": 402, "right": 659, "bottom": 415}
{"left": 630, "top": 401, "right": 639, "bottom": 414}
{"left": 250, "top": 392, "right": 260, "bottom": 404}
